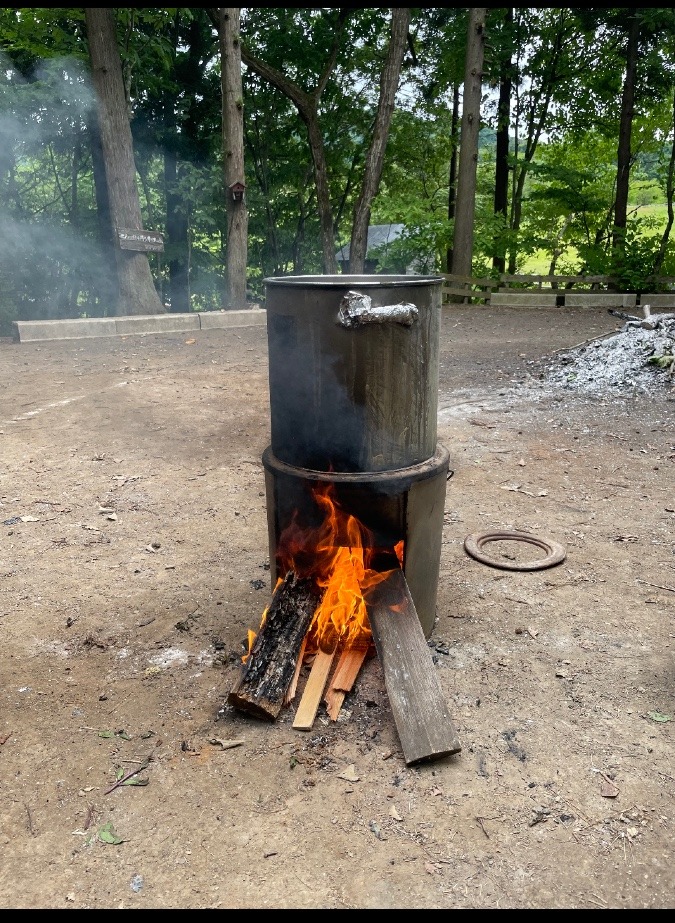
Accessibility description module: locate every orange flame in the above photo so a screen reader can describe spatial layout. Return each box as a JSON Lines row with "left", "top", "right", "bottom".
{"left": 242, "top": 577, "right": 282, "bottom": 663}
{"left": 276, "top": 483, "right": 403, "bottom": 653}
{"left": 242, "top": 628, "right": 258, "bottom": 664}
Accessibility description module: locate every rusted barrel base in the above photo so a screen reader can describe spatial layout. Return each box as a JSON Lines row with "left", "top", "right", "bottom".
{"left": 262, "top": 444, "right": 450, "bottom": 638}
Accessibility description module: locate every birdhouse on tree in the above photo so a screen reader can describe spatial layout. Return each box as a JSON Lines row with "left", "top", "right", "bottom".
{"left": 228, "top": 181, "right": 246, "bottom": 203}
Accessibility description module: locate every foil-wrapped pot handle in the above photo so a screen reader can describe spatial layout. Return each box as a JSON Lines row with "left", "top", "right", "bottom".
{"left": 337, "top": 290, "right": 418, "bottom": 329}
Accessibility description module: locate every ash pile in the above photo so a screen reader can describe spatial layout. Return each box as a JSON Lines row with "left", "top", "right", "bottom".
{"left": 537, "top": 309, "right": 675, "bottom": 396}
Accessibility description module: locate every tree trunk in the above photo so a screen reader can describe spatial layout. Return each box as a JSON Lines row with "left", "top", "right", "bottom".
{"left": 451, "top": 8, "right": 486, "bottom": 278}
{"left": 303, "top": 111, "right": 338, "bottom": 274}
{"left": 507, "top": 10, "right": 568, "bottom": 274}
{"left": 292, "top": 167, "right": 314, "bottom": 274}
{"left": 87, "top": 109, "right": 119, "bottom": 314}
{"left": 651, "top": 86, "right": 675, "bottom": 280}
{"left": 492, "top": 7, "right": 513, "bottom": 275}
{"left": 348, "top": 8, "right": 410, "bottom": 274}
{"left": 547, "top": 213, "right": 573, "bottom": 276}
{"left": 246, "top": 120, "right": 282, "bottom": 275}
{"left": 446, "top": 82, "right": 460, "bottom": 273}
{"left": 611, "top": 9, "right": 640, "bottom": 279}
{"left": 65, "top": 123, "right": 83, "bottom": 314}
{"left": 70, "top": 123, "right": 81, "bottom": 228}
{"left": 164, "top": 150, "right": 190, "bottom": 313}
{"left": 220, "top": 8, "right": 249, "bottom": 307}
{"left": 84, "top": 7, "right": 164, "bottom": 316}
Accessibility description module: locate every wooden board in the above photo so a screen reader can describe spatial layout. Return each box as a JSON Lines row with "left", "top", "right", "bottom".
{"left": 228, "top": 571, "right": 321, "bottom": 720}
{"left": 292, "top": 647, "right": 337, "bottom": 730}
{"left": 366, "top": 569, "right": 461, "bottom": 766}
{"left": 441, "top": 272, "right": 497, "bottom": 304}
{"left": 324, "top": 645, "right": 369, "bottom": 721}
{"left": 284, "top": 636, "right": 307, "bottom": 706}
{"left": 117, "top": 228, "right": 164, "bottom": 252}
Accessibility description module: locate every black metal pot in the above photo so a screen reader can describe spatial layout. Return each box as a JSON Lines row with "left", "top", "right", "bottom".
{"left": 264, "top": 274, "right": 443, "bottom": 473}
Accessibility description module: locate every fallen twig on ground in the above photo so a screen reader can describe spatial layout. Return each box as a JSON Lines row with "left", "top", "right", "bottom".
{"left": 25, "top": 803, "right": 36, "bottom": 836}
{"left": 550, "top": 331, "right": 617, "bottom": 354}
{"left": 105, "top": 755, "right": 152, "bottom": 794}
{"left": 637, "top": 579, "right": 675, "bottom": 593}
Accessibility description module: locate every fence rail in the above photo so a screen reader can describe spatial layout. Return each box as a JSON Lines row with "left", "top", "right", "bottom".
{"left": 441, "top": 273, "right": 498, "bottom": 304}
{"left": 442, "top": 272, "right": 675, "bottom": 309}
{"left": 498, "top": 273, "right": 611, "bottom": 291}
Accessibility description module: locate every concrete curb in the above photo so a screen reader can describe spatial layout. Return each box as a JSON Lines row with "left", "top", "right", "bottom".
{"left": 13, "top": 308, "right": 267, "bottom": 343}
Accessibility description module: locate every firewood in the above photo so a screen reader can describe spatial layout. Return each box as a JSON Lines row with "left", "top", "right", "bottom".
{"left": 292, "top": 645, "right": 337, "bottom": 730}
{"left": 284, "top": 636, "right": 307, "bottom": 706}
{"left": 228, "top": 571, "right": 322, "bottom": 720}
{"left": 324, "top": 644, "right": 369, "bottom": 721}
{"left": 365, "top": 568, "right": 461, "bottom": 765}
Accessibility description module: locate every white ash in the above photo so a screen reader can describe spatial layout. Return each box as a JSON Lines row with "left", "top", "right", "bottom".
{"left": 536, "top": 312, "right": 675, "bottom": 396}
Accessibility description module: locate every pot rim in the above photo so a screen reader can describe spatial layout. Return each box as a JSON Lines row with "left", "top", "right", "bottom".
{"left": 264, "top": 273, "right": 443, "bottom": 288}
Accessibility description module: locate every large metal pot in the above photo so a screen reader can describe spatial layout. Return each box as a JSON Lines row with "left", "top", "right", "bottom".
{"left": 264, "top": 274, "right": 443, "bottom": 473}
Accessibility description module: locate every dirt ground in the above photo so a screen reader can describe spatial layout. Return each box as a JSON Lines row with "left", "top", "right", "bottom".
{"left": 1, "top": 302, "right": 673, "bottom": 909}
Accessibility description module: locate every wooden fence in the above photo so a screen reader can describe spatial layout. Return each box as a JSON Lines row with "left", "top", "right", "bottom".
{"left": 442, "top": 273, "right": 675, "bottom": 309}
{"left": 441, "top": 273, "right": 498, "bottom": 304}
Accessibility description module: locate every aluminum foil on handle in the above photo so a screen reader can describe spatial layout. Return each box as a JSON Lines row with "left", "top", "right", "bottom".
{"left": 337, "top": 290, "right": 419, "bottom": 329}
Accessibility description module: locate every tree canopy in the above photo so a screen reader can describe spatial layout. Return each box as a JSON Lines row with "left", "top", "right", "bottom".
{"left": 1, "top": 7, "right": 674, "bottom": 332}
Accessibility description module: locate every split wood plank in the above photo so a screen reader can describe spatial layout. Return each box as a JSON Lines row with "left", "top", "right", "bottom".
{"left": 228, "top": 571, "right": 322, "bottom": 720}
{"left": 292, "top": 646, "right": 337, "bottom": 730}
{"left": 284, "top": 636, "right": 307, "bottom": 706}
{"left": 324, "top": 645, "right": 370, "bottom": 721}
{"left": 365, "top": 568, "right": 461, "bottom": 765}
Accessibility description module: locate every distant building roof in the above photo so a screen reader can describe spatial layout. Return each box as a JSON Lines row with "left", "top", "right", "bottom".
{"left": 336, "top": 224, "right": 405, "bottom": 261}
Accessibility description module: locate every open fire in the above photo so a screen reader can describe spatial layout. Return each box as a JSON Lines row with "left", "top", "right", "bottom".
{"left": 234, "top": 484, "right": 406, "bottom": 728}
{"left": 246, "top": 483, "right": 404, "bottom": 661}
{"left": 228, "top": 464, "right": 461, "bottom": 763}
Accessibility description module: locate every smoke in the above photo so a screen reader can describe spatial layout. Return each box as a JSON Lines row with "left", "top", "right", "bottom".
{"left": 0, "top": 51, "right": 114, "bottom": 331}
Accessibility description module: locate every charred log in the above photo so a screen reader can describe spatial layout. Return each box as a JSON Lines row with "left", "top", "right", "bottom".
{"left": 228, "top": 571, "right": 322, "bottom": 720}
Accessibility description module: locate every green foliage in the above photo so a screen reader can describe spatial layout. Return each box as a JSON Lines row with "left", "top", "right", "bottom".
{"left": 610, "top": 219, "right": 675, "bottom": 289}
{"left": 370, "top": 108, "right": 455, "bottom": 271}
{"left": 1, "top": 6, "right": 675, "bottom": 321}
{"left": 370, "top": 215, "right": 451, "bottom": 275}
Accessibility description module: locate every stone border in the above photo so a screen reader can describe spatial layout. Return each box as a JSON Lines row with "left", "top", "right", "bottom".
{"left": 13, "top": 308, "right": 267, "bottom": 343}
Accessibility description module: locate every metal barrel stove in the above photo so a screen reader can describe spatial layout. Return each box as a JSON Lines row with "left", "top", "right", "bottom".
{"left": 262, "top": 273, "right": 448, "bottom": 638}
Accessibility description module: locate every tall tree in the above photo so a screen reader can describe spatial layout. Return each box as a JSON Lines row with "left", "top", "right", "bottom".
{"left": 564, "top": 8, "right": 675, "bottom": 282}
{"left": 84, "top": 7, "right": 163, "bottom": 316}
{"left": 492, "top": 7, "right": 513, "bottom": 274}
{"left": 87, "top": 107, "right": 119, "bottom": 311}
{"left": 163, "top": 10, "right": 211, "bottom": 314}
{"left": 652, "top": 87, "right": 675, "bottom": 278}
{"left": 507, "top": 9, "right": 579, "bottom": 273}
{"left": 394, "top": 8, "right": 467, "bottom": 273}
{"left": 348, "top": 8, "right": 410, "bottom": 274}
{"left": 610, "top": 9, "right": 640, "bottom": 283}
{"left": 220, "top": 8, "right": 248, "bottom": 306}
{"left": 451, "top": 8, "right": 486, "bottom": 277}
{"left": 130, "top": 9, "right": 222, "bottom": 313}
{"left": 446, "top": 83, "right": 460, "bottom": 273}
{"left": 240, "top": 9, "right": 350, "bottom": 273}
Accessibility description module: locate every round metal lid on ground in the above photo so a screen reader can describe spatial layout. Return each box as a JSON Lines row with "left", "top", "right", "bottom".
{"left": 463, "top": 529, "right": 567, "bottom": 571}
